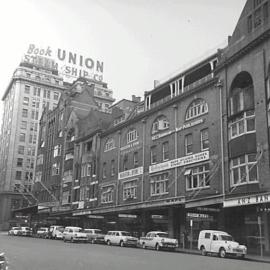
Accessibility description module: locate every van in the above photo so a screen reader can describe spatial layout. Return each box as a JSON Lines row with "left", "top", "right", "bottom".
{"left": 49, "top": 225, "right": 64, "bottom": 239}
{"left": 198, "top": 230, "right": 247, "bottom": 258}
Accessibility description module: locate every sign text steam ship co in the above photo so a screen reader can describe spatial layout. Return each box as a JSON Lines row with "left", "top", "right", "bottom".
{"left": 23, "top": 44, "right": 104, "bottom": 82}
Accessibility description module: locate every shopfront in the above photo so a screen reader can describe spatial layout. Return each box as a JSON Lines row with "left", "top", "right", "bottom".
{"left": 224, "top": 193, "right": 270, "bottom": 255}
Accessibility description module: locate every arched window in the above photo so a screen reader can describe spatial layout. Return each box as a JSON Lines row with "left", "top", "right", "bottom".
{"left": 185, "top": 99, "right": 208, "bottom": 121}
{"left": 152, "top": 115, "right": 170, "bottom": 134}
{"left": 104, "top": 138, "right": 115, "bottom": 152}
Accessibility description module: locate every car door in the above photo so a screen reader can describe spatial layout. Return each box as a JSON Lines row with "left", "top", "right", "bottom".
{"left": 204, "top": 232, "right": 212, "bottom": 252}
{"left": 210, "top": 234, "right": 219, "bottom": 253}
{"left": 148, "top": 233, "right": 155, "bottom": 248}
{"left": 113, "top": 232, "right": 120, "bottom": 244}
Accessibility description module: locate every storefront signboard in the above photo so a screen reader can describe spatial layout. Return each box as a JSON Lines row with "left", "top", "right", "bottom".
{"left": 73, "top": 210, "right": 92, "bottom": 216}
{"left": 149, "top": 151, "right": 209, "bottom": 174}
{"left": 176, "top": 118, "right": 204, "bottom": 132}
{"left": 152, "top": 130, "right": 173, "bottom": 141}
{"left": 118, "top": 166, "right": 143, "bottom": 180}
{"left": 118, "top": 214, "right": 137, "bottom": 218}
{"left": 120, "top": 141, "right": 140, "bottom": 152}
{"left": 224, "top": 192, "right": 270, "bottom": 207}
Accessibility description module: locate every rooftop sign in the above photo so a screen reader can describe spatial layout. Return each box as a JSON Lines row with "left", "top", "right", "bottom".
{"left": 23, "top": 44, "right": 104, "bottom": 82}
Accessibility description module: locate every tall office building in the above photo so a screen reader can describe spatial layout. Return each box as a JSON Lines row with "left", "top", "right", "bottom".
{"left": 0, "top": 57, "right": 65, "bottom": 229}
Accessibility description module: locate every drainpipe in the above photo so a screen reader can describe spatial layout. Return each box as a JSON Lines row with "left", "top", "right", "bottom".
{"left": 173, "top": 104, "right": 178, "bottom": 197}
{"left": 141, "top": 119, "right": 146, "bottom": 202}
{"left": 217, "top": 80, "right": 225, "bottom": 200}
{"left": 116, "top": 130, "right": 121, "bottom": 206}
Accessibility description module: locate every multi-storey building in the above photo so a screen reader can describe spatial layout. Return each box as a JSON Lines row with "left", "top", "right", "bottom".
{"left": 8, "top": 0, "right": 270, "bottom": 254}
{"left": 0, "top": 57, "right": 65, "bottom": 230}
{"left": 33, "top": 77, "right": 115, "bottom": 225}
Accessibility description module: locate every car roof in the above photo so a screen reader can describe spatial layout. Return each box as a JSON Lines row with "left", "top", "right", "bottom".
{"left": 108, "top": 231, "right": 129, "bottom": 233}
{"left": 65, "top": 226, "right": 82, "bottom": 229}
{"left": 147, "top": 231, "right": 168, "bottom": 234}
{"left": 200, "top": 230, "right": 229, "bottom": 235}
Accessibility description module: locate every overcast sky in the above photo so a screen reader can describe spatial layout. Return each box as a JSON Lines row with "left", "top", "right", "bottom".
{"left": 0, "top": 0, "right": 246, "bottom": 123}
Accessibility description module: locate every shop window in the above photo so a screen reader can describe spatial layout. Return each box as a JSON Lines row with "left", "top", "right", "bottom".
{"left": 185, "top": 134, "right": 193, "bottom": 155}
{"left": 162, "top": 141, "right": 169, "bottom": 161}
{"left": 185, "top": 99, "right": 208, "bottom": 121}
{"left": 104, "top": 138, "right": 115, "bottom": 152}
{"left": 201, "top": 129, "right": 209, "bottom": 150}
{"left": 150, "top": 173, "right": 169, "bottom": 196}
{"left": 127, "top": 129, "right": 138, "bottom": 144}
{"left": 152, "top": 116, "right": 170, "bottom": 134}
{"left": 123, "top": 180, "right": 137, "bottom": 200}
{"left": 150, "top": 145, "right": 157, "bottom": 164}
{"left": 230, "top": 154, "right": 258, "bottom": 187}
{"left": 185, "top": 163, "right": 210, "bottom": 190}
{"left": 228, "top": 110, "right": 255, "bottom": 139}
{"left": 101, "top": 186, "right": 113, "bottom": 203}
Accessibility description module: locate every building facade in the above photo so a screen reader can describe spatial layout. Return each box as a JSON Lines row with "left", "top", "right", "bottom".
{"left": 0, "top": 57, "right": 65, "bottom": 230}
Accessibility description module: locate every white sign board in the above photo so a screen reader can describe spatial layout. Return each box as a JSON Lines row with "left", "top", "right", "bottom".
{"left": 223, "top": 193, "right": 270, "bottom": 207}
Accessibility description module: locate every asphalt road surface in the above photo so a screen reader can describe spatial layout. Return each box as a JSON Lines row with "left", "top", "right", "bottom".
{"left": 0, "top": 233, "right": 269, "bottom": 270}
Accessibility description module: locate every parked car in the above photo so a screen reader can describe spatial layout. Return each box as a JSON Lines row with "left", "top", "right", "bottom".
{"left": 84, "top": 229, "right": 105, "bottom": 244}
{"left": 36, "top": 227, "right": 49, "bottom": 238}
{"left": 63, "top": 226, "right": 88, "bottom": 243}
{"left": 8, "top": 227, "right": 21, "bottom": 236}
{"left": 0, "top": 252, "right": 8, "bottom": 270}
{"left": 104, "top": 231, "right": 138, "bottom": 247}
{"left": 198, "top": 230, "right": 247, "bottom": 258}
{"left": 17, "top": 226, "right": 32, "bottom": 236}
{"left": 139, "top": 231, "right": 178, "bottom": 251}
{"left": 48, "top": 225, "right": 65, "bottom": 239}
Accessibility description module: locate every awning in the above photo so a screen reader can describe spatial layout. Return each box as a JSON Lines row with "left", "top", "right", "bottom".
{"left": 12, "top": 204, "right": 38, "bottom": 214}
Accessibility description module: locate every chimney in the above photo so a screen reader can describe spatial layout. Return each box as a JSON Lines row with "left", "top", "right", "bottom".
{"left": 154, "top": 80, "right": 160, "bottom": 88}
{"left": 132, "top": 95, "right": 141, "bottom": 103}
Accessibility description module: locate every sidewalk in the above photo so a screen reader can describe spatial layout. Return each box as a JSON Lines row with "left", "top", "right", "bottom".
{"left": 176, "top": 247, "right": 270, "bottom": 264}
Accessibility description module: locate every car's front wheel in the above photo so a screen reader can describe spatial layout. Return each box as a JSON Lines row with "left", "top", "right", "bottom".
{"left": 120, "top": 241, "right": 124, "bottom": 247}
{"left": 142, "top": 242, "right": 146, "bottom": 249}
{"left": 107, "top": 240, "right": 111, "bottom": 246}
{"left": 155, "top": 243, "right": 160, "bottom": 251}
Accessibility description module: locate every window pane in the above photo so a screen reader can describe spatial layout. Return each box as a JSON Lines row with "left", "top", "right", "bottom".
{"left": 239, "top": 120, "right": 245, "bottom": 134}
{"left": 249, "top": 165, "right": 257, "bottom": 182}
{"left": 247, "top": 118, "right": 255, "bottom": 131}
{"left": 240, "top": 166, "right": 246, "bottom": 183}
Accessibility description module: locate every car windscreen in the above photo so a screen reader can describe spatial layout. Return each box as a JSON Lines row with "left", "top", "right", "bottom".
{"left": 74, "top": 228, "right": 83, "bottom": 232}
{"left": 156, "top": 233, "right": 168, "bottom": 238}
{"left": 57, "top": 227, "right": 64, "bottom": 232}
{"left": 219, "top": 235, "right": 233, "bottom": 241}
{"left": 94, "top": 230, "right": 102, "bottom": 234}
{"left": 121, "top": 232, "right": 131, "bottom": 236}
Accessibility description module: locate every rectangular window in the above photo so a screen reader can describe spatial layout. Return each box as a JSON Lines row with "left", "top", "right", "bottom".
{"left": 111, "top": 160, "right": 116, "bottom": 176}
{"left": 19, "top": 133, "right": 26, "bottom": 142}
{"left": 18, "top": 145, "right": 24, "bottom": 155}
{"left": 22, "top": 109, "right": 28, "bottom": 118}
{"left": 150, "top": 173, "right": 169, "bottom": 196}
{"left": 254, "top": 7, "right": 262, "bottom": 28}
{"left": 21, "top": 121, "right": 27, "bottom": 130}
{"left": 133, "top": 152, "right": 139, "bottom": 168}
{"left": 123, "top": 180, "right": 137, "bottom": 200}
{"left": 186, "top": 163, "right": 210, "bottom": 190}
{"left": 201, "top": 129, "right": 209, "bottom": 150}
{"left": 17, "top": 158, "right": 23, "bottom": 167}
{"left": 87, "top": 163, "right": 91, "bottom": 176}
{"left": 101, "top": 186, "right": 113, "bottom": 203}
{"left": 23, "top": 97, "right": 29, "bottom": 106}
{"left": 162, "top": 141, "right": 169, "bottom": 161}
{"left": 230, "top": 154, "right": 258, "bottom": 186}
{"left": 123, "top": 154, "right": 128, "bottom": 171}
{"left": 185, "top": 134, "right": 193, "bottom": 155}
{"left": 263, "top": 2, "right": 269, "bottom": 20}
{"left": 53, "top": 145, "right": 62, "bottom": 157}
{"left": 102, "top": 162, "right": 107, "bottom": 178}
{"left": 15, "top": 171, "right": 22, "bottom": 180}
{"left": 127, "top": 129, "right": 138, "bottom": 144}
{"left": 24, "top": 85, "right": 30, "bottom": 94}
{"left": 25, "top": 171, "right": 33, "bottom": 181}
{"left": 54, "top": 92, "right": 59, "bottom": 100}
{"left": 247, "top": 15, "right": 253, "bottom": 33}
{"left": 37, "top": 154, "right": 43, "bottom": 165}
{"left": 52, "top": 163, "right": 60, "bottom": 175}
{"left": 150, "top": 145, "right": 157, "bottom": 164}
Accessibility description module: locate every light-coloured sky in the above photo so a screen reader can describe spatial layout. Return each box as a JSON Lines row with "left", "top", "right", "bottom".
{"left": 0, "top": 0, "right": 246, "bottom": 122}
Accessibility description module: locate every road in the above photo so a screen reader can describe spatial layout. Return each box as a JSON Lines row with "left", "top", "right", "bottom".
{"left": 0, "top": 233, "right": 269, "bottom": 270}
